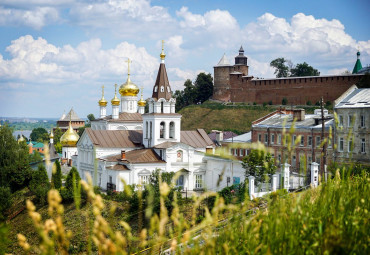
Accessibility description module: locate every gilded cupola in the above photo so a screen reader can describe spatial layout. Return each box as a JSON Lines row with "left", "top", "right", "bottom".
{"left": 138, "top": 87, "right": 146, "bottom": 107}
{"left": 98, "top": 85, "right": 108, "bottom": 107}
{"left": 119, "top": 58, "right": 140, "bottom": 97}
{"left": 111, "top": 84, "right": 120, "bottom": 106}
{"left": 60, "top": 119, "right": 79, "bottom": 147}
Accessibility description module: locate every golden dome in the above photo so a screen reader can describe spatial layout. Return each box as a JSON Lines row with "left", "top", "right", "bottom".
{"left": 98, "top": 85, "right": 108, "bottom": 107}
{"left": 18, "top": 136, "right": 25, "bottom": 143}
{"left": 119, "top": 58, "right": 139, "bottom": 96}
{"left": 60, "top": 122, "right": 79, "bottom": 147}
{"left": 138, "top": 87, "right": 146, "bottom": 107}
{"left": 50, "top": 129, "right": 54, "bottom": 139}
{"left": 111, "top": 84, "right": 120, "bottom": 106}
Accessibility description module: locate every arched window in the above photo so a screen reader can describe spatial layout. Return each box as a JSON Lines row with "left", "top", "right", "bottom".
{"left": 150, "top": 122, "right": 152, "bottom": 139}
{"left": 167, "top": 86, "right": 170, "bottom": 93}
{"left": 160, "top": 122, "right": 165, "bottom": 138}
{"left": 161, "top": 101, "right": 164, "bottom": 113}
{"left": 145, "top": 121, "right": 148, "bottom": 138}
{"left": 154, "top": 86, "right": 158, "bottom": 92}
{"left": 160, "top": 86, "right": 164, "bottom": 92}
{"left": 176, "top": 150, "right": 183, "bottom": 162}
{"left": 169, "top": 122, "right": 175, "bottom": 138}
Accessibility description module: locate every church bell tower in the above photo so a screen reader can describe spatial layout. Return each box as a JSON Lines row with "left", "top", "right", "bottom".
{"left": 142, "top": 41, "right": 181, "bottom": 148}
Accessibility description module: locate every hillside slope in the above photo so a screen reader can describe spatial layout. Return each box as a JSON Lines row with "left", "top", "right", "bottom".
{"left": 179, "top": 103, "right": 275, "bottom": 134}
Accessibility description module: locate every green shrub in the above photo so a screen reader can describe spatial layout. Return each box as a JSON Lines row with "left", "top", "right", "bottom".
{"left": 29, "top": 164, "right": 50, "bottom": 205}
{"left": 51, "top": 159, "right": 62, "bottom": 190}
{"left": 282, "top": 97, "right": 288, "bottom": 105}
{"left": 0, "top": 187, "right": 11, "bottom": 221}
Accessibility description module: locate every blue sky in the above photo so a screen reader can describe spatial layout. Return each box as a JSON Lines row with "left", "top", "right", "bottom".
{"left": 0, "top": 0, "right": 369, "bottom": 118}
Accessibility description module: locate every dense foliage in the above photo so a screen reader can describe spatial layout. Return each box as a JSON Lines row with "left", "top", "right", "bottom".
{"left": 51, "top": 160, "right": 62, "bottom": 190}
{"left": 242, "top": 149, "right": 277, "bottom": 184}
{"left": 29, "top": 164, "right": 50, "bottom": 205}
{"left": 270, "top": 57, "right": 320, "bottom": 78}
{"left": 30, "top": 127, "right": 49, "bottom": 143}
{"left": 0, "top": 125, "right": 31, "bottom": 192}
{"left": 174, "top": 73, "right": 213, "bottom": 111}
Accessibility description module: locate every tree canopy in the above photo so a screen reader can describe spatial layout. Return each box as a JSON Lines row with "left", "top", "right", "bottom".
{"left": 174, "top": 73, "right": 214, "bottom": 111}
{"left": 270, "top": 58, "right": 320, "bottom": 78}
{"left": 0, "top": 125, "right": 31, "bottom": 191}
{"left": 242, "top": 149, "right": 277, "bottom": 184}
{"left": 30, "top": 127, "right": 49, "bottom": 142}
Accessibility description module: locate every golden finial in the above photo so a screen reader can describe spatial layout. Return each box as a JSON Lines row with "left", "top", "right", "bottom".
{"left": 160, "top": 40, "right": 166, "bottom": 61}
{"left": 125, "top": 58, "right": 132, "bottom": 77}
{"left": 138, "top": 86, "right": 146, "bottom": 107}
{"left": 111, "top": 83, "right": 120, "bottom": 106}
{"left": 99, "top": 85, "right": 108, "bottom": 106}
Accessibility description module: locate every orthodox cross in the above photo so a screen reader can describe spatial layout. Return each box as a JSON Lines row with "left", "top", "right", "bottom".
{"left": 125, "top": 58, "right": 132, "bottom": 76}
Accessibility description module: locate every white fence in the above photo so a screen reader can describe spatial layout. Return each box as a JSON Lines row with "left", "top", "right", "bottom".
{"left": 248, "top": 162, "right": 319, "bottom": 200}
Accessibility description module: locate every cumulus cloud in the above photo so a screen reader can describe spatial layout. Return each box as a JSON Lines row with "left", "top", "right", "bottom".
{"left": 0, "top": 6, "right": 59, "bottom": 29}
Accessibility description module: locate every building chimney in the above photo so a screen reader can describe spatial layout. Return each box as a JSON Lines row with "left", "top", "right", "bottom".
{"left": 121, "top": 150, "right": 126, "bottom": 160}
{"left": 215, "top": 131, "right": 223, "bottom": 143}
{"left": 293, "top": 109, "right": 305, "bottom": 121}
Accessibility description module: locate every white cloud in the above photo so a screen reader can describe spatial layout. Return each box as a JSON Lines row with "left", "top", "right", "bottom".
{"left": 0, "top": 6, "right": 59, "bottom": 29}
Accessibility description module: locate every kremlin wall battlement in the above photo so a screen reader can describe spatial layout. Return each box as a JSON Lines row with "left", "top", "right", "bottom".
{"left": 213, "top": 47, "right": 364, "bottom": 105}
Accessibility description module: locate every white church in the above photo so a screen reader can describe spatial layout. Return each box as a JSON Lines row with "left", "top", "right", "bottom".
{"left": 68, "top": 45, "right": 246, "bottom": 194}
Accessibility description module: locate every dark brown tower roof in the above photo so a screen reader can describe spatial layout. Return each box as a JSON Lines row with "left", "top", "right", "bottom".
{"left": 152, "top": 63, "right": 172, "bottom": 101}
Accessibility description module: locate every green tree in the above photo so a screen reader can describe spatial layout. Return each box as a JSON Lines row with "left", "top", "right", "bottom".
{"left": 30, "top": 127, "right": 48, "bottom": 142}
{"left": 52, "top": 159, "right": 62, "bottom": 190}
{"left": 290, "top": 62, "right": 320, "bottom": 77}
{"left": 242, "top": 149, "right": 277, "bottom": 184}
{"left": 29, "top": 151, "right": 43, "bottom": 163}
{"left": 62, "top": 167, "right": 81, "bottom": 202}
{"left": 183, "top": 79, "right": 197, "bottom": 105}
{"left": 0, "top": 186, "right": 11, "bottom": 221}
{"left": 53, "top": 127, "right": 63, "bottom": 144}
{"left": 194, "top": 72, "right": 213, "bottom": 103}
{"left": 270, "top": 58, "right": 290, "bottom": 78}
{"left": 356, "top": 73, "right": 370, "bottom": 88}
{"left": 0, "top": 125, "right": 31, "bottom": 192}
{"left": 85, "top": 114, "right": 95, "bottom": 127}
{"left": 78, "top": 126, "right": 86, "bottom": 137}
{"left": 29, "top": 164, "right": 50, "bottom": 204}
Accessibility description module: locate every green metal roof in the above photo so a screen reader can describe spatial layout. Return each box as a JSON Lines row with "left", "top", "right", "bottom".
{"left": 352, "top": 51, "right": 363, "bottom": 74}
{"left": 32, "top": 142, "right": 44, "bottom": 148}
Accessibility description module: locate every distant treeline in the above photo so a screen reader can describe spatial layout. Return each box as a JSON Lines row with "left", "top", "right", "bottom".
{"left": 1, "top": 120, "right": 57, "bottom": 131}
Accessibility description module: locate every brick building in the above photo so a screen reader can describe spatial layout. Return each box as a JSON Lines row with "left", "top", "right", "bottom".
{"left": 213, "top": 47, "right": 364, "bottom": 105}
{"left": 57, "top": 108, "right": 85, "bottom": 133}
{"left": 251, "top": 109, "right": 333, "bottom": 172}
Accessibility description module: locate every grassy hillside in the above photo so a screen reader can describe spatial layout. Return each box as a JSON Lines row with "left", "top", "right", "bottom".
{"left": 179, "top": 101, "right": 325, "bottom": 134}
{"left": 179, "top": 102, "right": 275, "bottom": 134}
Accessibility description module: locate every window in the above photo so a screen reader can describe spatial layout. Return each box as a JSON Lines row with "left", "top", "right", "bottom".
{"left": 339, "top": 115, "right": 343, "bottom": 127}
{"left": 167, "top": 86, "right": 170, "bottom": 93}
{"left": 154, "top": 86, "right": 158, "bottom": 92}
{"left": 176, "top": 150, "right": 183, "bottom": 162}
{"left": 348, "top": 115, "right": 353, "bottom": 127}
{"left": 278, "top": 134, "right": 282, "bottom": 144}
{"left": 239, "top": 149, "right": 244, "bottom": 157}
{"left": 348, "top": 138, "right": 353, "bottom": 152}
{"left": 278, "top": 154, "right": 281, "bottom": 163}
{"left": 308, "top": 136, "right": 312, "bottom": 146}
{"left": 176, "top": 175, "right": 184, "bottom": 188}
{"left": 139, "top": 175, "right": 150, "bottom": 185}
{"left": 264, "top": 134, "right": 268, "bottom": 144}
{"left": 195, "top": 174, "right": 203, "bottom": 189}
{"left": 109, "top": 175, "right": 112, "bottom": 184}
{"left": 293, "top": 135, "right": 296, "bottom": 145}
{"left": 316, "top": 136, "right": 321, "bottom": 148}
{"left": 169, "top": 122, "right": 175, "bottom": 139}
{"left": 339, "top": 137, "right": 344, "bottom": 152}
{"left": 161, "top": 101, "right": 164, "bottom": 113}
{"left": 361, "top": 139, "right": 366, "bottom": 153}
{"left": 292, "top": 155, "right": 296, "bottom": 168}
{"left": 271, "top": 134, "right": 275, "bottom": 144}
{"left": 160, "top": 86, "right": 164, "bottom": 92}
{"left": 145, "top": 121, "right": 148, "bottom": 138}
{"left": 227, "top": 177, "right": 231, "bottom": 186}
{"left": 159, "top": 150, "right": 163, "bottom": 158}
{"left": 160, "top": 122, "right": 165, "bottom": 138}
{"left": 300, "top": 136, "right": 304, "bottom": 146}
{"left": 149, "top": 122, "right": 152, "bottom": 138}
{"left": 234, "top": 149, "right": 238, "bottom": 156}
{"left": 360, "top": 115, "right": 365, "bottom": 127}
{"left": 258, "top": 134, "right": 262, "bottom": 142}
